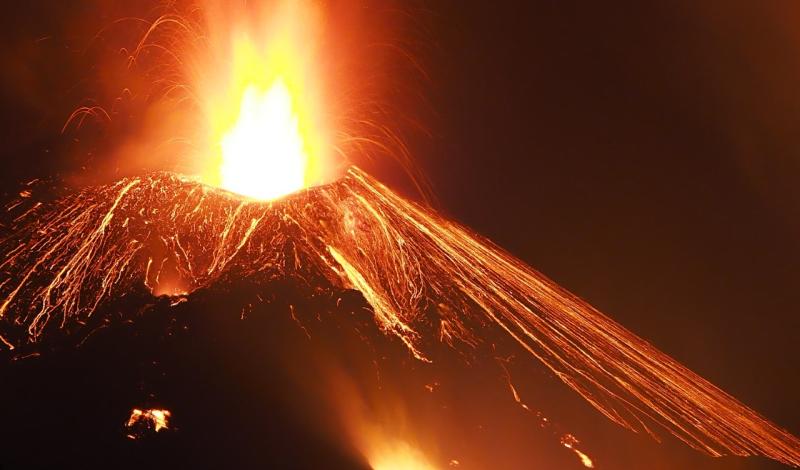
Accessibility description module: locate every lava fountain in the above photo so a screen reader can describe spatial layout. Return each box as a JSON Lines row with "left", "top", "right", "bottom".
{"left": 218, "top": 79, "right": 308, "bottom": 200}
{"left": 197, "top": 1, "right": 328, "bottom": 199}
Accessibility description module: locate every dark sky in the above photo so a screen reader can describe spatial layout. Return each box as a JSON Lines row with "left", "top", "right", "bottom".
{"left": 0, "top": 1, "right": 798, "bottom": 468}
{"left": 420, "top": 0, "right": 800, "bottom": 442}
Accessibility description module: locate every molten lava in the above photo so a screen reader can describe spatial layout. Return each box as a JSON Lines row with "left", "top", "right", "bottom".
{"left": 196, "top": 1, "right": 328, "bottom": 200}
{"left": 126, "top": 408, "right": 172, "bottom": 439}
{"left": 1, "top": 168, "right": 799, "bottom": 467}
{"left": 219, "top": 79, "right": 308, "bottom": 200}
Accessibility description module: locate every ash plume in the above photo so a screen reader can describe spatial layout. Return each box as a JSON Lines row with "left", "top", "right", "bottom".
{"left": 1, "top": 167, "right": 799, "bottom": 467}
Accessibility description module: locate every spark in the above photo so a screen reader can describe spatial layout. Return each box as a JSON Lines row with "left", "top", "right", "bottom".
{"left": 1, "top": 167, "right": 799, "bottom": 467}
{"left": 561, "top": 434, "right": 594, "bottom": 468}
{"left": 500, "top": 355, "right": 595, "bottom": 466}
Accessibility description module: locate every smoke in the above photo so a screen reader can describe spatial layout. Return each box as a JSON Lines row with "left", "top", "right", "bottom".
{"left": 0, "top": 0, "right": 437, "bottom": 202}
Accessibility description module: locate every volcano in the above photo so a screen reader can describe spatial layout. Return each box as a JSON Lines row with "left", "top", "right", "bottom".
{"left": 1, "top": 167, "right": 798, "bottom": 469}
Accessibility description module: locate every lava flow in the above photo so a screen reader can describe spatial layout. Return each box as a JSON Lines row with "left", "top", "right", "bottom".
{"left": 1, "top": 165, "right": 799, "bottom": 467}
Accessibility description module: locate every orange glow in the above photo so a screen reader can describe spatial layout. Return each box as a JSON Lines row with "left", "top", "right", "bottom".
{"left": 368, "top": 440, "right": 438, "bottom": 470}
{"left": 327, "top": 372, "right": 440, "bottom": 470}
{"left": 198, "top": 1, "right": 328, "bottom": 200}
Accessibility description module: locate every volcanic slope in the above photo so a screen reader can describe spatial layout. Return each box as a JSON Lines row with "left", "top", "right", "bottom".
{"left": 0, "top": 167, "right": 798, "bottom": 466}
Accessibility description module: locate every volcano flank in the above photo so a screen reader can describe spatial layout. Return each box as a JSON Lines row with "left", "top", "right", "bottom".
{"left": 1, "top": 168, "right": 799, "bottom": 469}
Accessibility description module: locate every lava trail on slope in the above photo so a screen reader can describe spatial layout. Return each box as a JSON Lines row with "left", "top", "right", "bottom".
{"left": 1, "top": 167, "right": 798, "bottom": 466}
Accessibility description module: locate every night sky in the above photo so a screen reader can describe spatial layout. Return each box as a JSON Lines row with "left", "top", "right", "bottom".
{"left": 0, "top": 1, "right": 798, "bottom": 469}
{"left": 421, "top": 1, "right": 800, "bottom": 444}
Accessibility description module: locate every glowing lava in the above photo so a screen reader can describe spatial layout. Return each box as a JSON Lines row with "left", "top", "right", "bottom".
{"left": 219, "top": 79, "right": 307, "bottom": 200}
{"left": 126, "top": 408, "right": 171, "bottom": 438}
{"left": 369, "top": 441, "right": 437, "bottom": 470}
{"left": 197, "top": 1, "right": 328, "bottom": 200}
{"left": 2, "top": 168, "right": 800, "bottom": 466}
